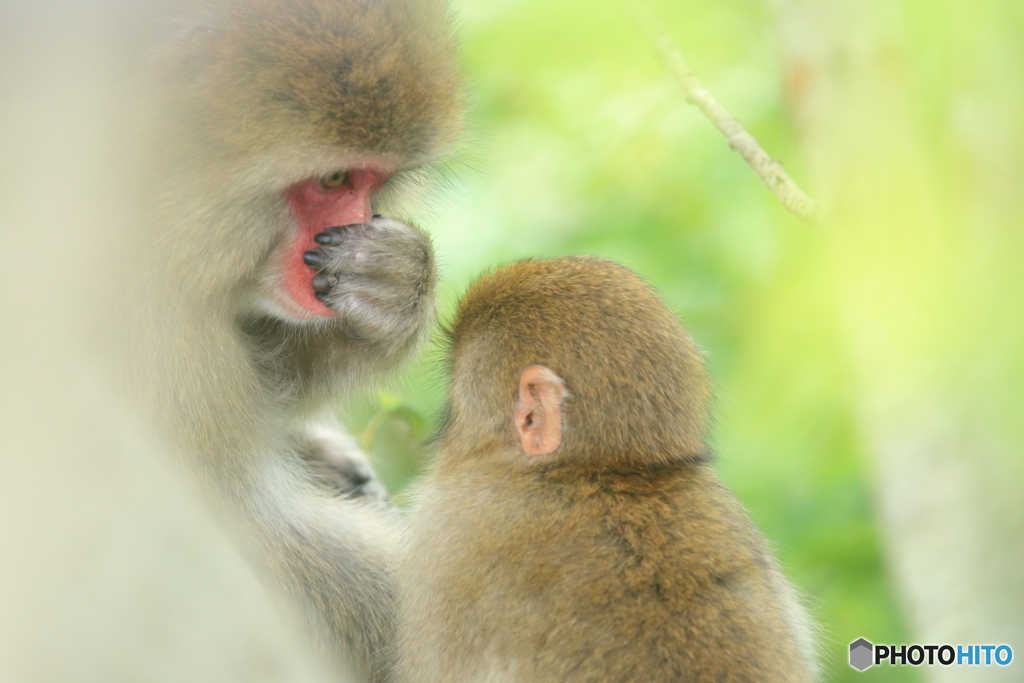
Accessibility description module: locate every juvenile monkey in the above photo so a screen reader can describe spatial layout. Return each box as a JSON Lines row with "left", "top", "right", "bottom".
{"left": 397, "top": 257, "right": 817, "bottom": 683}
{"left": 111, "top": 0, "right": 461, "bottom": 680}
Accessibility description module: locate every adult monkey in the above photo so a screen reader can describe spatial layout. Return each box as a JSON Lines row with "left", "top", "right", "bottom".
{"left": 2, "top": 0, "right": 448, "bottom": 679}
{"left": 114, "top": 0, "right": 461, "bottom": 681}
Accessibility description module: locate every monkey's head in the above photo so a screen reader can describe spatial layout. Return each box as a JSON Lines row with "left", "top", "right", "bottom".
{"left": 145, "top": 0, "right": 462, "bottom": 320}
{"left": 156, "top": 0, "right": 461, "bottom": 164}
{"left": 443, "top": 257, "right": 712, "bottom": 470}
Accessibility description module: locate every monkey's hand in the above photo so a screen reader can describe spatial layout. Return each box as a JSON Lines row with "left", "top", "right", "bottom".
{"left": 300, "top": 424, "right": 391, "bottom": 507}
{"left": 303, "top": 216, "right": 435, "bottom": 346}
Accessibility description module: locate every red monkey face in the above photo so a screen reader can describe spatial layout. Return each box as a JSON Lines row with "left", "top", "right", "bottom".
{"left": 278, "top": 167, "right": 391, "bottom": 318}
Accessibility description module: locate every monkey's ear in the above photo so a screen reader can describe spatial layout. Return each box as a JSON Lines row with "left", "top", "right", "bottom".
{"left": 514, "top": 365, "right": 566, "bottom": 456}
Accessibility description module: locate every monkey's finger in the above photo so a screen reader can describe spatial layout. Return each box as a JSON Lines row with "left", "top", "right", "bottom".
{"left": 312, "top": 273, "right": 338, "bottom": 293}
{"left": 303, "top": 248, "right": 328, "bottom": 267}
{"left": 314, "top": 224, "right": 370, "bottom": 246}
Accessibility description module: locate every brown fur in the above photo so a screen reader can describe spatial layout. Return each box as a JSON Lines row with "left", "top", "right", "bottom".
{"left": 155, "top": 0, "right": 461, "bottom": 162}
{"left": 397, "top": 257, "right": 816, "bottom": 683}
{"left": 443, "top": 256, "right": 711, "bottom": 467}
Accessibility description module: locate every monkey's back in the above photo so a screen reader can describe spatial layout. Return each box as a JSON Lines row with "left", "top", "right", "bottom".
{"left": 398, "top": 459, "right": 816, "bottom": 683}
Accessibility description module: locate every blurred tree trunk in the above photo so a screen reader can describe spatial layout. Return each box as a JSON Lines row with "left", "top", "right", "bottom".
{"left": 768, "top": 0, "right": 1024, "bottom": 679}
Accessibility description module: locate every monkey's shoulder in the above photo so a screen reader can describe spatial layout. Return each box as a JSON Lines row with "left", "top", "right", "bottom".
{"left": 402, "top": 464, "right": 812, "bottom": 683}
{"left": 413, "top": 462, "right": 777, "bottom": 590}
{"left": 535, "top": 464, "right": 773, "bottom": 563}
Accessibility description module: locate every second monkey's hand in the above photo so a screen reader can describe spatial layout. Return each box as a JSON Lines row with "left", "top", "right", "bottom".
{"left": 305, "top": 216, "right": 436, "bottom": 347}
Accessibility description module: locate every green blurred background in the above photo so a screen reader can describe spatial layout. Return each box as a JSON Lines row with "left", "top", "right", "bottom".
{"left": 345, "top": 0, "right": 1024, "bottom": 681}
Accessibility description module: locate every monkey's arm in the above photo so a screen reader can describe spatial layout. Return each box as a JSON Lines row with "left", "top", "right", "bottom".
{"left": 231, "top": 429, "right": 400, "bottom": 683}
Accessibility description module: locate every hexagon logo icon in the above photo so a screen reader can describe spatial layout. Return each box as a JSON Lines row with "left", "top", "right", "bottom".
{"left": 850, "top": 638, "right": 874, "bottom": 671}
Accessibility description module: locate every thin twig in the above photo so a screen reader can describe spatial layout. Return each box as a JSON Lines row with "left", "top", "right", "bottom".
{"left": 635, "top": 6, "right": 820, "bottom": 225}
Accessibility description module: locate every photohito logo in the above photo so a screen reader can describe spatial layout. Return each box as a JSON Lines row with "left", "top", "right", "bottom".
{"left": 849, "top": 638, "right": 1013, "bottom": 671}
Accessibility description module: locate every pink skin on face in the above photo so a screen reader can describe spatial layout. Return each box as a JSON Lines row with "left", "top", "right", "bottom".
{"left": 282, "top": 168, "right": 391, "bottom": 318}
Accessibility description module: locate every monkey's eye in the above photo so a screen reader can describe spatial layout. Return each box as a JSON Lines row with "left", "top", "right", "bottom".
{"left": 320, "top": 170, "right": 349, "bottom": 189}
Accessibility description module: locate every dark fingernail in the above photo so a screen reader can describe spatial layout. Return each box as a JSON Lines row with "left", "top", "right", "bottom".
{"left": 372, "top": 214, "right": 383, "bottom": 219}
{"left": 314, "top": 231, "right": 341, "bottom": 245}
{"left": 303, "top": 249, "right": 325, "bottom": 267}
{"left": 312, "top": 273, "right": 337, "bottom": 292}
